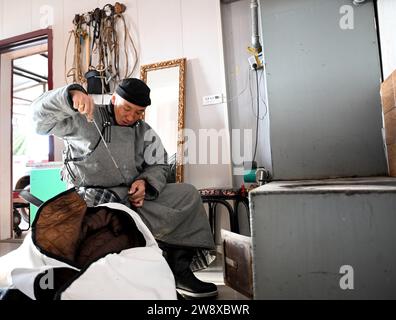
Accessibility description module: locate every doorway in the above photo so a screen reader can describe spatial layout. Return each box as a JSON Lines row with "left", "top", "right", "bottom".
{"left": 13, "top": 52, "right": 50, "bottom": 185}
{"left": 0, "top": 29, "right": 53, "bottom": 240}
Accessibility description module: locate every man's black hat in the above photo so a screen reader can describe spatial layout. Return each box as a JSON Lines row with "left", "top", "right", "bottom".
{"left": 115, "top": 78, "right": 151, "bottom": 107}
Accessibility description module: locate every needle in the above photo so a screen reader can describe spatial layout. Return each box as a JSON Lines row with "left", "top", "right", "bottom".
{"left": 92, "top": 118, "right": 128, "bottom": 185}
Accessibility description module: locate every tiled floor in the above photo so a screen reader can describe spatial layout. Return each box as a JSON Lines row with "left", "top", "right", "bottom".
{"left": 0, "top": 239, "right": 249, "bottom": 300}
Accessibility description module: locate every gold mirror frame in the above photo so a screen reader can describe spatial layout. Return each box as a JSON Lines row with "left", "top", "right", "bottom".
{"left": 140, "top": 58, "right": 186, "bottom": 183}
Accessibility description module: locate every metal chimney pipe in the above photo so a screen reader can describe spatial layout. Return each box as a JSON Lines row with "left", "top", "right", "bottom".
{"left": 251, "top": 0, "right": 262, "bottom": 51}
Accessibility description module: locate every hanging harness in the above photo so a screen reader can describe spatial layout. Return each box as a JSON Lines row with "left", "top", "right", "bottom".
{"left": 64, "top": 2, "right": 138, "bottom": 93}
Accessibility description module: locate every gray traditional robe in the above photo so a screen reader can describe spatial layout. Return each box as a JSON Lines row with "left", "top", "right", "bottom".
{"left": 31, "top": 85, "right": 215, "bottom": 269}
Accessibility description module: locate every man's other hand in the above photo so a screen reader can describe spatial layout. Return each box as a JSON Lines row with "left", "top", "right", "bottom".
{"left": 128, "top": 180, "right": 146, "bottom": 208}
{"left": 70, "top": 90, "right": 94, "bottom": 122}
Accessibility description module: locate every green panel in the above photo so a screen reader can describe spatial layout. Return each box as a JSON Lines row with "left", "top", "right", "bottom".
{"left": 30, "top": 167, "right": 67, "bottom": 223}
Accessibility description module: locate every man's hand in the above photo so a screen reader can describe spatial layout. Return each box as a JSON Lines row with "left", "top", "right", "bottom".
{"left": 70, "top": 90, "right": 94, "bottom": 122}
{"left": 128, "top": 180, "right": 146, "bottom": 208}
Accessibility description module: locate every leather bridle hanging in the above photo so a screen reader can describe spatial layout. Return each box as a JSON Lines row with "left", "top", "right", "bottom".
{"left": 64, "top": 2, "right": 138, "bottom": 94}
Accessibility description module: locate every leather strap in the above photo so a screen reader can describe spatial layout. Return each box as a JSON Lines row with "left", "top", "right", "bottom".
{"left": 19, "top": 190, "right": 44, "bottom": 208}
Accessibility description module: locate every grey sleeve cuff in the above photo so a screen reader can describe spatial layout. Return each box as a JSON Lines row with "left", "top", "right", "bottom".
{"left": 134, "top": 167, "right": 169, "bottom": 201}
{"left": 66, "top": 84, "right": 88, "bottom": 111}
{"left": 144, "top": 182, "right": 159, "bottom": 201}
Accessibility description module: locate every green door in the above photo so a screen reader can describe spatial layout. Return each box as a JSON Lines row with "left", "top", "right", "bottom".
{"left": 30, "top": 167, "right": 67, "bottom": 223}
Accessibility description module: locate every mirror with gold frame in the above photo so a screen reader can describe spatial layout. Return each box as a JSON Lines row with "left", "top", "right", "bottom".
{"left": 140, "top": 58, "right": 186, "bottom": 183}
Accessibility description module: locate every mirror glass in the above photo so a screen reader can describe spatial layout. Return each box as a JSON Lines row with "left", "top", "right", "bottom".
{"left": 140, "top": 58, "right": 186, "bottom": 183}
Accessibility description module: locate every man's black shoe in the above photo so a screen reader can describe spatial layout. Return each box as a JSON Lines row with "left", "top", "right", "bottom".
{"left": 175, "top": 269, "right": 218, "bottom": 298}
{"left": 161, "top": 245, "right": 218, "bottom": 299}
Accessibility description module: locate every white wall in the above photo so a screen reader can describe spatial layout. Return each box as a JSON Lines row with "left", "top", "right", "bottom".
{"left": 221, "top": 0, "right": 272, "bottom": 187}
{"left": 377, "top": 0, "right": 396, "bottom": 79}
{"left": 0, "top": 0, "right": 232, "bottom": 189}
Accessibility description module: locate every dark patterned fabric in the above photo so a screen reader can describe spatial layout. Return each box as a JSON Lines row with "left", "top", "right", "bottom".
{"left": 199, "top": 188, "right": 240, "bottom": 197}
{"left": 77, "top": 187, "right": 121, "bottom": 207}
{"left": 199, "top": 188, "right": 241, "bottom": 197}
{"left": 199, "top": 185, "right": 256, "bottom": 198}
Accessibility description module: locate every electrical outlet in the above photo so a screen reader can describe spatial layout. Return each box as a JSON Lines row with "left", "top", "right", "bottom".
{"left": 203, "top": 94, "right": 223, "bottom": 106}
